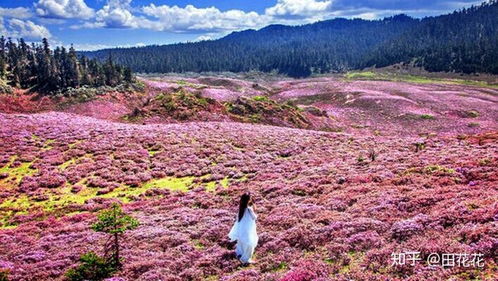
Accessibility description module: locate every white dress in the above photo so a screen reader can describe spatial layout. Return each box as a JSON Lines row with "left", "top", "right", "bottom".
{"left": 228, "top": 206, "right": 258, "bottom": 263}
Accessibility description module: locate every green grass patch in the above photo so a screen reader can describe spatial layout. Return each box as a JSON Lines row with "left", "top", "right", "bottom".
{"left": 204, "top": 181, "right": 216, "bottom": 191}
{"left": 454, "top": 79, "right": 498, "bottom": 89}
{"left": 424, "top": 165, "right": 454, "bottom": 174}
{"left": 0, "top": 173, "right": 233, "bottom": 228}
{"left": 202, "top": 176, "right": 230, "bottom": 192}
{"left": 339, "top": 251, "right": 364, "bottom": 274}
{"left": 148, "top": 149, "right": 160, "bottom": 156}
{"left": 41, "top": 139, "right": 55, "bottom": 151}
{"left": 175, "top": 80, "right": 206, "bottom": 89}
{"left": 0, "top": 157, "right": 38, "bottom": 185}
{"left": 419, "top": 114, "right": 435, "bottom": 120}
{"left": 344, "top": 71, "right": 498, "bottom": 89}
{"left": 0, "top": 195, "right": 32, "bottom": 210}
{"left": 192, "top": 239, "right": 205, "bottom": 250}
{"left": 220, "top": 177, "right": 229, "bottom": 188}
{"left": 404, "top": 165, "right": 455, "bottom": 175}
{"left": 59, "top": 158, "right": 76, "bottom": 170}
{"left": 345, "top": 71, "right": 377, "bottom": 80}
{"left": 252, "top": 95, "right": 270, "bottom": 102}
{"left": 68, "top": 140, "right": 82, "bottom": 149}
{"left": 0, "top": 176, "right": 196, "bottom": 228}
{"left": 141, "top": 176, "right": 194, "bottom": 192}
{"left": 271, "top": 262, "right": 288, "bottom": 272}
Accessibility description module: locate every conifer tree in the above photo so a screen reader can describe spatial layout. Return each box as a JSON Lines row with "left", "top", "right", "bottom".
{"left": 0, "top": 38, "right": 134, "bottom": 94}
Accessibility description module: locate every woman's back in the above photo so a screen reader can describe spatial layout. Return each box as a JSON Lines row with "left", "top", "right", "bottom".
{"left": 237, "top": 207, "right": 258, "bottom": 245}
{"left": 228, "top": 193, "right": 258, "bottom": 264}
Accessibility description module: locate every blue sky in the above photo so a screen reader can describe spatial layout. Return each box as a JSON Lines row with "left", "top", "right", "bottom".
{"left": 0, "top": 0, "right": 485, "bottom": 50}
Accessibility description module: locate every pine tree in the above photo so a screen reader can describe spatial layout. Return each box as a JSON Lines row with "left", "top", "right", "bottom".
{"left": 0, "top": 38, "right": 134, "bottom": 94}
{"left": 91, "top": 203, "right": 139, "bottom": 269}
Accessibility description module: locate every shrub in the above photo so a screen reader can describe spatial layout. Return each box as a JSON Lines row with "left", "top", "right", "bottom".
{"left": 413, "top": 142, "right": 425, "bottom": 152}
{"left": 357, "top": 155, "right": 365, "bottom": 163}
{"left": 347, "top": 231, "right": 382, "bottom": 251}
{"left": 0, "top": 271, "right": 8, "bottom": 281}
{"left": 280, "top": 259, "right": 331, "bottom": 281}
{"left": 466, "top": 110, "right": 479, "bottom": 118}
{"left": 39, "top": 172, "right": 66, "bottom": 188}
{"left": 0, "top": 79, "right": 13, "bottom": 94}
{"left": 92, "top": 203, "right": 139, "bottom": 268}
{"left": 302, "top": 106, "right": 327, "bottom": 117}
{"left": 391, "top": 219, "right": 423, "bottom": 241}
{"left": 368, "top": 148, "right": 377, "bottom": 161}
{"left": 65, "top": 252, "right": 116, "bottom": 281}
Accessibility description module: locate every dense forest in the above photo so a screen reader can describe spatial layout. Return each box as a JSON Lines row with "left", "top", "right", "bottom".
{"left": 364, "top": 0, "right": 498, "bottom": 73}
{"left": 84, "top": 0, "right": 498, "bottom": 78}
{"left": 0, "top": 37, "right": 133, "bottom": 94}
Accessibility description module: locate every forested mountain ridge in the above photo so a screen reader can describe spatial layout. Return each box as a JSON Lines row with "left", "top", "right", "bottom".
{"left": 84, "top": 0, "right": 498, "bottom": 78}
{"left": 364, "top": 0, "right": 498, "bottom": 73}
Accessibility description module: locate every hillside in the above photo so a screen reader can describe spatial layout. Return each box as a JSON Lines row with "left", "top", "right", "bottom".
{"left": 1, "top": 71, "right": 497, "bottom": 280}
{"left": 0, "top": 111, "right": 497, "bottom": 281}
{"left": 84, "top": 1, "right": 498, "bottom": 77}
{"left": 2, "top": 71, "right": 497, "bottom": 135}
{"left": 1, "top": 0, "right": 498, "bottom": 280}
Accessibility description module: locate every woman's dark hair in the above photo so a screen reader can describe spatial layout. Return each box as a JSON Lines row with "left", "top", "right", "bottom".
{"left": 238, "top": 193, "right": 251, "bottom": 222}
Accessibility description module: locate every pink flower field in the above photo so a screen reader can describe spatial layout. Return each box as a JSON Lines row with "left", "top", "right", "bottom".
{"left": 0, "top": 76, "right": 497, "bottom": 281}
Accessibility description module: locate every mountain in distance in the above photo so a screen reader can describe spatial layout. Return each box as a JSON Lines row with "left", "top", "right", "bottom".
{"left": 84, "top": 0, "right": 498, "bottom": 78}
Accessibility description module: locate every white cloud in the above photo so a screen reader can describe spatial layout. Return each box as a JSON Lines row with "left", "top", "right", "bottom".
{"left": 355, "top": 12, "right": 379, "bottom": 20}
{"left": 35, "top": 0, "right": 95, "bottom": 19}
{"left": 90, "top": 0, "right": 150, "bottom": 28}
{"left": 66, "top": 0, "right": 477, "bottom": 41}
{"left": 265, "top": 0, "right": 333, "bottom": 18}
{"left": 0, "top": 7, "right": 33, "bottom": 19}
{"left": 79, "top": 1, "right": 268, "bottom": 33}
{"left": 196, "top": 35, "right": 213, "bottom": 41}
{"left": 0, "top": 18, "right": 6, "bottom": 35}
{"left": 69, "top": 42, "right": 146, "bottom": 51}
{"left": 141, "top": 4, "right": 267, "bottom": 32}
{"left": 96, "top": 6, "right": 135, "bottom": 28}
{"left": 6, "top": 19, "right": 52, "bottom": 40}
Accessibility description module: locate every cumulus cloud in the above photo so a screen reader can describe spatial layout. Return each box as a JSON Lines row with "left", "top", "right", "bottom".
{"left": 82, "top": 0, "right": 152, "bottom": 29}
{"left": 64, "top": 0, "right": 484, "bottom": 40}
{"left": 35, "top": 0, "right": 95, "bottom": 19}
{"left": 0, "top": 7, "right": 33, "bottom": 19}
{"left": 96, "top": 2, "right": 136, "bottom": 28}
{"left": 5, "top": 19, "right": 52, "bottom": 40}
{"left": 141, "top": 4, "right": 267, "bottom": 32}
{"left": 265, "top": 0, "right": 333, "bottom": 18}
{"left": 79, "top": 1, "right": 268, "bottom": 32}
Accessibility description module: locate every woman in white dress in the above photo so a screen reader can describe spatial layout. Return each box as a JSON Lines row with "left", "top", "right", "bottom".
{"left": 228, "top": 193, "right": 258, "bottom": 264}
